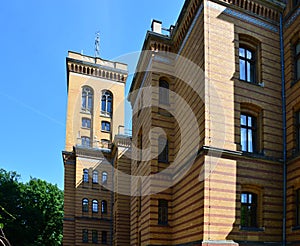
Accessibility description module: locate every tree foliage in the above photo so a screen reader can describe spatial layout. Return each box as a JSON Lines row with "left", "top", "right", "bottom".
{"left": 0, "top": 169, "right": 63, "bottom": 246}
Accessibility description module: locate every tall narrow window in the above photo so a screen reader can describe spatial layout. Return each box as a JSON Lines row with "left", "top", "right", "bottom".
{"left": 81, "top": 136, "right": 91, "bottom": 147}
{"left": 82, "top": 118, "right": 91, "bottom": 128}
{"left": 102, "top": 172, "right": 108, "bottom": 184}
{"left": 296, "top": 111, "right": 300, "bottom": 153}
{"left": 296, "top": 189, "right": 300, "bottom": 226}
{"left": 101, "top": 121, "right": 111, "bottom": 132}
{"left": 101, "top": 200, "right": 107, "bottom": 214}
{"left": 239, "top": 47, "right": 256, "bottom": 83}
{"left": 158, "top": 136, "right": 168, "bottom": 163}
{"left": 295, "top": 41, "right": 300, "bottom": 82}
{"left": 92, "top": 170, "right": 98, "bottom": 184}
{"left": 82, "top": 229, "right": 88, "bottom": 243}
{"left": 101, "top": 91, "right": 113, "bottom": 117}
{"left": 92, "top": 230, "right": 98, "bottom": 243}
{"left": 102, "top": 231, "right": 107, "bottom": 244}
{"left": 293, "top": 0, "right": 300, "bottom": 8}
{"left": 241, "top": 114, "right": 257, "bottom": 153}
{"left": 92, "top": 200, "right": 98, "bottom": 213}
{"left": 159, "top": 80, "right": 169, "bottom": 105}
{"left": 158, "top": 199, "right": 168, "bottom": 225}
{"left": 241, "top": 192, "right": 257, "bottom": 228}
{"left": 82, "top": 198, "right": 89, "bottom": 212}
{"left": 138, "top": 128, "right": 143, "bottom": 164}
{"left": 82, "top": 86, "right": 93, "bottom": 112}
{"left": 83, "top": 169, "right": 89, "bottom": 183}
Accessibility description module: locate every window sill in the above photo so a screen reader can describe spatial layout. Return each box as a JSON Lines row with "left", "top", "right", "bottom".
{"left": 239, "top": 79, "right": 264, "bottom": 88}
{"left": 101, "top": 130, "right": 111, "bottom": 133}
{"left": 240, "top": 226, "right": 264, "bottom": 232}
{"left": 81, "top": 127, "right": 91, "bottom": 130}
{"left": 158, "top": 160, "right": 169, "bottom": 164}
{"left": 292, "top": 225, "right": 300, "bottom": 231}
{"left": 100, "top": 112, "right": 112, "bottom": 118}
{"left": 158, "top": 223, "right": 169, "bottom": 227}
{"left": 291, "top": 79, "right": 300, "bottom": 88}
{"left": 81, "top": 110, "right": 92, "bottom": 115}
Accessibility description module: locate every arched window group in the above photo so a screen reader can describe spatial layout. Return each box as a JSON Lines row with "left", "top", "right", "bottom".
{"left": 83, "top": 169, "right": 108, "bottom": 185}
{"left": 81, "top": 87, "right": 113, "bottom": 117}
{"left": 82, "top": 198, "right": 107, "bottom": 214}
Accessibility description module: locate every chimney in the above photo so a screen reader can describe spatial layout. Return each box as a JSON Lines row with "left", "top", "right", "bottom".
{"left": 151, "top": 19, "right": 162, "bottom": 34}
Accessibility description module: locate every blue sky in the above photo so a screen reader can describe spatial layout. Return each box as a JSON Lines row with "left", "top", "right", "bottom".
{"left": 0, "top": 0, "right": 184, "bottom": 189}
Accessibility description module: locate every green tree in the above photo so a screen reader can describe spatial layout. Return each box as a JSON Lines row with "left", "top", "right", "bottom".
{"left": 0, "top": 169, "right": 63, "bottom": 246}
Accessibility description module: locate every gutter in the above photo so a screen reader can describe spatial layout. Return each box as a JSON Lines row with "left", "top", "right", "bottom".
{"left": 279, "top": 12, "right": 287, "bottom": 246}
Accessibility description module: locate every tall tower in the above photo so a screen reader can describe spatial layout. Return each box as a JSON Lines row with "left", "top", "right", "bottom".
{"left": 63, "top": 51, "right": 128, "bottom": 245}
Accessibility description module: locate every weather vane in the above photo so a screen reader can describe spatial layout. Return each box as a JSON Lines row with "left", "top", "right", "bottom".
{"left": 95, "top": 31, "right": 100, "bottom": 58}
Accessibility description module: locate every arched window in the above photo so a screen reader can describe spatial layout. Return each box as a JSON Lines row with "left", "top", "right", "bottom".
{"left": 101, "top": 91, "right": 113, "bottom": 116}
{"left": 158, "top": 135, "right": 168, "bottom": 163}
{"left": 159, "top": 80, "right": 169, "bottom": 105}
{"left": 83, "top": 169, "right": 89, "bottom": 183}
{"left": 82, "top": 86, "right": 93, "bottom": 112}
{"left": 101, "top": 121, "right": 111, "bottom": 132}
{"left": 82, "top": 198, "right": 89, "bottom": 212}
{"left": 102, "top": 172, "right": 108, "bottom": 184}
{"left": 81, "top": 136, "right": 91, "bottom": 147}
{"left": 92, "top": 199, "right": 98, "bottom": 213}
{"left": 92, "top": 170, "right": 98, "bottom": 184}
{"left": 101, "top": 200, "right": 107, "bottom": 214}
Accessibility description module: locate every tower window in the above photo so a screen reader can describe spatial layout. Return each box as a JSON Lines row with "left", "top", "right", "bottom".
{"left": 81, "top": 137, "right": 91, "bottom": 147}
{"left": 92, "top": 199, "right": 98, "bottom": 213}
{"left": 101, "top": 121, "right": 111, "bottom": 132}
{"left": 101, "top": 200, "right": 107, "bottom": 214}
{"left": 158, "top": 136, "right": 169, "bottom": 163}
{"left": 241, "top": 114, "right": 257, "bottom": 153}
{"left": 83, "top": 169, "right": 89, "bottom": 183}
{"left": 295, "top": 41, "right": 300, "bottom": 82}
{"left": 241, "top": 192, "right": 257, "bottom": 228}
{"left": 159, "top": 80, "right": 169, "bottom": 105}
{"left": 82, "top": 86, "right": 93, "bottom": 112}
{"left": 102, "top": 172, "right": 108, "bottom": 184}
{"left": 102, "top": 231, "right": 107, "bottom": 244}
{"left": 239, "top": 47, "right": 256, "bottom": 83}
{"left": 92, "top": 230, "right": 98, "bottom": 244}
{"left": 82, "top": 118, "right": 91, "bottom": 128}
{"left": 296, "top": 110, "right": 300, "bottom": 153}
{"left": 92, "top": 170, "right": 98, "bottom": 184}
{"left": 82, "top": 198, "right": 89, "bottom": 212}
{"left": 158, "top": 199, "right": 168, "bottom": 225}
{"left": 101, "top": 91, "right": 113, "bottom": 117}
{"left": 82, "top": 229, "right": 88, "bottom": 243}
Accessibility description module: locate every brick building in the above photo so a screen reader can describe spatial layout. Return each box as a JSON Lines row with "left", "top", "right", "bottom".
{"left": 63, "top": 0, "right": 300, "bottom": 245}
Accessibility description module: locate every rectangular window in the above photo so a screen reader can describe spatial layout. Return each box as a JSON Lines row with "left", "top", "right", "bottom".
{"left": 101, "top": 121, "right": 111, "bottom": 132}
{"left": 241, "top": 114, "right": 257, "bottom": 153}
{"left": 293, "top": 0, "right": 300, "bottom": 7}
{"left": 92, "top": 230, "right": 98, "bottom": 243}
{"left": 158, "top": 199, "right": 168, "bottom": 225}
{"left": 82, "top": 118, "right": 91, "bottom": 128}
{"left": 296, "top": 111, "right": 300, "bottom": 153}
{"left": 239, "top": 47, "right": 256, "bottom": 83}
{"left": 241, "top": 192, "right": 257, "bottom": 228}
{"left": 82, "top": 229, "right": 88, "bottom": 243}
{"left": 81, "top": 137, "right": 91, "bottom": 147}
{"left": 102, "top": 231, "right": 107, "bottom": 244}
{"left": 158, "top": 136, "right": 168, "bottom": 163}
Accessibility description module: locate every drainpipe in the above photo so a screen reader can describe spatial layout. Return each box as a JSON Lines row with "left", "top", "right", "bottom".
{"left": 279, "top": 12, "right": 287, "bottom": 246}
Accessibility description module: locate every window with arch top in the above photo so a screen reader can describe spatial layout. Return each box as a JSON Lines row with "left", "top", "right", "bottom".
{"left": 101, "top": 90, "right": 113, "bottom": 117}
{"left": 294, "top": 41, "right": 300, "bottom": 82}
{"left": 82, "top": 198, "right": 89, "bottom": 212}
{"left": 159, "top": 79, "right": 169, "bottom": 105}
{"left": 102, "top": 171, "right": 108, "bottom": 184}
{"left": 82, "top": 86, "right": 93, "bottom": 112}
{"left": 158, "top": 135, "right": 169, "bottom": 163}
{"left": 101, "top": 200, "right": 107, "bottom": 214}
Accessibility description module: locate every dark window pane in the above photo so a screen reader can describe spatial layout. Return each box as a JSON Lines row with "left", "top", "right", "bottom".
{"left": 92, "top": 230, "right": 98, "bottom": 243}
{"left": 82, "top": 229, "right": 88, "bottom": 243}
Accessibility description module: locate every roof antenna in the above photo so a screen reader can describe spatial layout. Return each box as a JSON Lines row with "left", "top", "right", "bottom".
{"left": 95, "top": 31, "right": 100, "bottom": 58}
